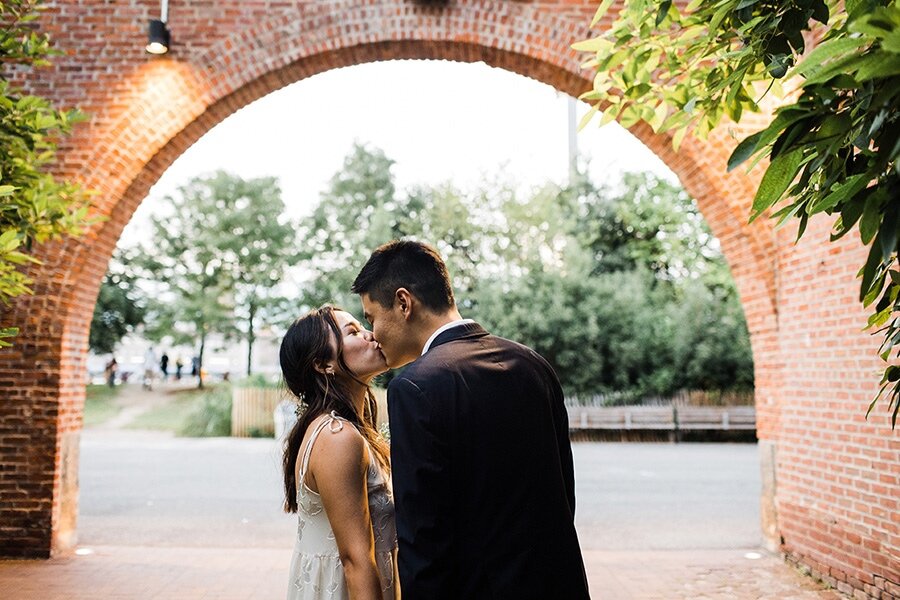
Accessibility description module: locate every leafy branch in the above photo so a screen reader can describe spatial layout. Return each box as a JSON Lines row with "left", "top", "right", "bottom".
{"left": 576, "top": 0, "right": 900, "bottom": 426}
{"left": 0, "top": 0, "right": 98, "bottom": 344}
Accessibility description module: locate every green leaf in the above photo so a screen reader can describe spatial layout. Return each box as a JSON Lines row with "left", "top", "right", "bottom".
{"left": 590, "top": 0, "right": 616, "bottom": 27}
{"left": 750, "top": 149, "right": 805, "bottom": 221}
{"left": 879, "top": 201, "right": 900, "bottom": 262}
{"left": 578, "top": 104, "right": 600, "bottom": 131}
{"left": 599, "top": 49, "right": 629, "bottom": 72}
{"left": 618, "top": 104, "right": 642, "bottom": 128}
{"left": 860, "top": 238, "right": 884, "bottom": 303}
{"left": 864, "top": 272, "right": 886, "bottom": 307}
{"left": 810, "top": 174, "right": 869, "bottom": 215}
{"left": 572, "top": 37, "right": 614, "bottom": 53}
{"left": 672, "top": 126, "right": 688, "bottom": 152}
{"left": 752, "top": 108, "right": 813, "bottom": 156}
{"left": 796, "top": 211, "right": 810, "bottom": 242}
{"left": 0, "top": 230, "right": 20, "bottom": 252}
{"left": 655, "top": 0, "right": 672, "bottom": 26}
{"left": 854, "top": 53, "right": 900, "bottom": 83}
{"left": 648, "top": 102, "right": 668, "bottom": 133}
{"left": 831, "top": 191, "right": 868, "bottom": 242}
{"left": 789, "top": 36, "right": 870, "bottom": 80}
{"left": 599, "top": 102, "right": 622, "bottom": 126}
{"left": 727, "top": 131, "right": 764, "bottom": 171}
{"left": 860, "top": 194, "right": 884, "bottom": 245}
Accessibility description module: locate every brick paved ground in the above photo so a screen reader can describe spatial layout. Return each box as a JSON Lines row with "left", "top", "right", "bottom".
{"left": 0, "top": 545, "right": 842, "bottom": 599}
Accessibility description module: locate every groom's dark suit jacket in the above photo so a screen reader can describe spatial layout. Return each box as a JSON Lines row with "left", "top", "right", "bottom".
{"left": 387, "top": 322, "right": 590, "bottom": 600}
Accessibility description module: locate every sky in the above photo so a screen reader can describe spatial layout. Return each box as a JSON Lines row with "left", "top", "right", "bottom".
{"left": 122, "top": 59, "right": 676, "bottom": 240}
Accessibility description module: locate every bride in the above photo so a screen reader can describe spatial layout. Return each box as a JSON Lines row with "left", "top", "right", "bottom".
{"left": 280, "top": 305, "right": 397, "bottom": 600}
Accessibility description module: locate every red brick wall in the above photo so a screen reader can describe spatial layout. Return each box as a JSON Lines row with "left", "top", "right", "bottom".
{"left": 773, "top": 216, "right": 900, "bottom": 599}
{"left": 0, "top": 1, "right": 896, "bottom": 595}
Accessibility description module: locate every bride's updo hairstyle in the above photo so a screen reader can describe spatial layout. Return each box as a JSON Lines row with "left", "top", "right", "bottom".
{"left": 280, "top": 305, "right": 390, "bottom": 513}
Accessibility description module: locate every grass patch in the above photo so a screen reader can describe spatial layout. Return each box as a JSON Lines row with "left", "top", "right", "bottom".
{"left": 127, "top": 388, "right": 205, "bottom": 432}
{"left": 127, "top": 384, "right": 232, "bottom": 437}
{"left": 83, "top": 385, "right": 122, "bottom": 427}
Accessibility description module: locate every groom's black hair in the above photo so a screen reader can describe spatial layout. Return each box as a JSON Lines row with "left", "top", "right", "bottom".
{"left": 352, "top": 239, "right": 455, "bottom": 312}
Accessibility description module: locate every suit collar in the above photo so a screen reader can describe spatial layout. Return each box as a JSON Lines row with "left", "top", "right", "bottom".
{"left": 427, "top": 321, "right": 488, "bottom": 352}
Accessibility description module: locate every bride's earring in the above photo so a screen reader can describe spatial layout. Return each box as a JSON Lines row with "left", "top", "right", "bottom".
{"left": 323, "top": 367, "right": 333, "bottom": 400}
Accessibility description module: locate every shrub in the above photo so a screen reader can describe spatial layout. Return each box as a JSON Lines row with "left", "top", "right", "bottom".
{"left": 179, "top": 385, "right": 232, "bottom": 437}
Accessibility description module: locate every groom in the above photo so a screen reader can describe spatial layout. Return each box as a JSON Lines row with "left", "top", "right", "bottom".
{"left": 353, "top": 240, "right": 590, "bottom": 600}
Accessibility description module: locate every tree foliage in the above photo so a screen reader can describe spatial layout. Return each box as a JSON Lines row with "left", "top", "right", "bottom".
{"left": 577, "top": 0, "right": 900, "bottom": 425}
{"left": 89, "top": 249, "right": 146, "bottom": 354}
{"left": 0, "top": 0, "right": 95, "bottom": 345}
{"left": 297, "top": 143, "right": 492, "bottom": 310}
{"left": 133, "top": 171, "right": 296, "bottom": 386}
{"left": 299, "top": 144, "right": 753, "bottom": 398}
{"left": 297, "top": 143, "right": 402, "bottom": 310}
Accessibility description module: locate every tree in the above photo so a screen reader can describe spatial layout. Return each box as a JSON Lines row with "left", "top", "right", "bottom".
{"left": 469, "top": 174, "right": 753, "bottom": 399}
{"left": 576, "top": 0, "right": 900, "bottom": 424}
{"left": 297, "top": 144, "right": 507, "bottom": 312}
{"left": 301, "top": 143, "right": 754, "bottom": 398}
{"left": 134, "top": 172, "right": 296, "bottom": 387}
{"left": 471, "top": 268, "right": 671, "bottom": 398}
{"left": 0, "top": 0, "right": 95, "bottom": 345}
{"left": 297, "top": 143, "right": 404, "bottom": 311}
{"left": 89, "top": 249, "right": 146, "bottom": 354}
{"left": 213, "top": 173, "right": 297, "bottom": 375}
{"left": 566, "top": 171, "right": 722, "bottom": 281}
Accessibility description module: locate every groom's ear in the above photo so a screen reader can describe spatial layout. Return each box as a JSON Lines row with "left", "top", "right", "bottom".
{"left": 395, "top": 288, "right": 414, "bottom": 321}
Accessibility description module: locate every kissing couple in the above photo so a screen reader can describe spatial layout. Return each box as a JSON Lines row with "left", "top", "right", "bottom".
{"left": 280, "top": 240, "right": 591, "bottom": 600}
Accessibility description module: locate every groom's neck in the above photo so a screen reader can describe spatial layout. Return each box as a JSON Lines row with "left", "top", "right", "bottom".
{"left": 414, "top": 307, "right": 464, "bottom": 351}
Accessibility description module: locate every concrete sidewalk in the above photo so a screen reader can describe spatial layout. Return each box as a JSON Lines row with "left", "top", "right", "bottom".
{"left": 0, "top": 545, "right": 842, "bottom": 600}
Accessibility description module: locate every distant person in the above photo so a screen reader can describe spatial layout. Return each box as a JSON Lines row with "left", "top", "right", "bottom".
{"left": 159, "top": 351, "right": 169, "bottom": 382}
{"left": 190, "top": 355, "right": 200, "bottom": 378}
{"left": 175, "top": 356, "right": 184, "bottom": 380}
{"left": 352, "top": 240, "right": 590, "bottom": 600}
{"left": 280, "top": 305, "right": 397, "bottom": 599}
{"left": 143, "top": 346, "right": 157, "bottom": 391}
{"left": 104, "top": 357, "right": 118, "bottom": 388}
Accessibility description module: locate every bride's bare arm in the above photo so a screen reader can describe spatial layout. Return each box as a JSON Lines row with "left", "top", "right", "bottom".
{"left": 310, "top": 424, "right": 383, "bottom": 600}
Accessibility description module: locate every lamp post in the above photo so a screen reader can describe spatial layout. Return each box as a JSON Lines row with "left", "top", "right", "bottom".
{"left": 146, "top": 0, "right": 170, "bottom": 55}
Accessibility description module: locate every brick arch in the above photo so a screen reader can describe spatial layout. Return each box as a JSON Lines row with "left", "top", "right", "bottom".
{"left": 3, "top": 3, "right": 896, "bottom": 598}
{"left": 4, "top": 0, "right": 779, "bottom": 559}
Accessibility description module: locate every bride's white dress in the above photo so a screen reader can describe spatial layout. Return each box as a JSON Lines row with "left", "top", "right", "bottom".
{"left": 287, "top": 412, "right": 398, "bottom": 600}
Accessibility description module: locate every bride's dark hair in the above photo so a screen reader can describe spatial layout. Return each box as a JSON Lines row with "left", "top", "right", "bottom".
{"left": 280, "top": 304, "right": 390, "bottom": 513}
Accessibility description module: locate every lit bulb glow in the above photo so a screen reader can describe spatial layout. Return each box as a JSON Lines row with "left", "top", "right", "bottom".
{"left": 146, "top": 42, "right": 169, "bottom": 55}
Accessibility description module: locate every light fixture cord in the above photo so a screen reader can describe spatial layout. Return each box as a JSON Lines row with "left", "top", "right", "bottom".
{"left": 160, "top": 0, "right": 169, "bottom": 23}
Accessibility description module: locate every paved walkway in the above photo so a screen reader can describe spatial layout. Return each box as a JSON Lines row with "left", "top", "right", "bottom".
{"left": 1, "top": 395, "right": 845, "bottom": 599}
{"left": 0, "top": 545, "right": 842, "bottom": 599}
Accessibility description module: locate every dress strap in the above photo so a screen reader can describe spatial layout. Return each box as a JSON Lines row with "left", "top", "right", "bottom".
{"left": 297, "top": 411, "right": 347, "bottom": 497}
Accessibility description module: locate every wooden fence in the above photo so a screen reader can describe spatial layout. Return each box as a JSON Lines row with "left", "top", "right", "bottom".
{"left": 232, "top": 387, "right": 754, "bottom": 438}
{"left": 232, "top": 387, "right": 288, "bottom": 437}
{"left": 567, "top": 405, "right": 756, "bottom": 433}
{"left": 564, "top": 389, "right": 755, "bottom": 408}
{"left": 231, "top": 387, "right": 389, "bottom": 438}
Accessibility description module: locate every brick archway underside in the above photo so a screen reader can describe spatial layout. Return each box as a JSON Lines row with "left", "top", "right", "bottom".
{"left": 1, "top": 2, "right": 896, "bottom": 596}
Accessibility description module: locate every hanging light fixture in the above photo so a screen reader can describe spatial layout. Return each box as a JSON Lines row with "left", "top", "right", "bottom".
{"left": 146, "top": 0, "right": 170, "bottom": 55}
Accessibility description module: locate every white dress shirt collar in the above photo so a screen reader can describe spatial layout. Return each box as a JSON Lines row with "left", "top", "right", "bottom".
{"left": 421, "top": 319, "right": 475, "bottom": 355}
